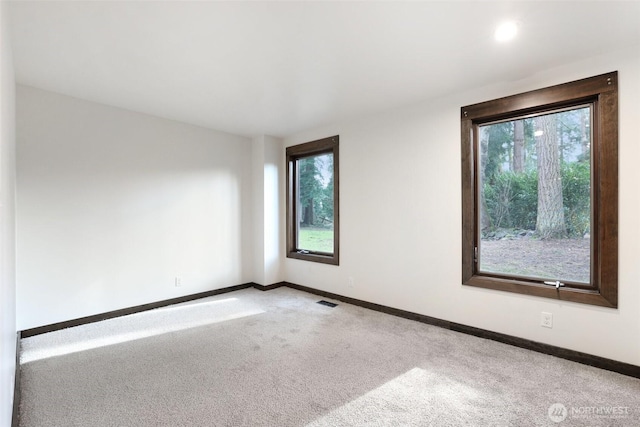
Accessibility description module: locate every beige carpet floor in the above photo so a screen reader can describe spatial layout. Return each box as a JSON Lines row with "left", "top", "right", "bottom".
{"left": 18, "top": 287, "right": 640, "bottom": 426}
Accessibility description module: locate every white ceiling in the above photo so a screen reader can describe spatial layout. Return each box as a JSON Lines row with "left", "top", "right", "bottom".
{"left": 9, "top": 1, "right": 640, "bottom": 138}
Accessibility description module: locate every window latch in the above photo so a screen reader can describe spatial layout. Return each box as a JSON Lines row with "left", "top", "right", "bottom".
{"left": 297, "top": 250, "right": 310, "bottom": 254}
{"left": 544, "top": 280, "right": 565, "bottom": 289}
{"left": 474, "top": 247, "right": 478, "bottom": 263}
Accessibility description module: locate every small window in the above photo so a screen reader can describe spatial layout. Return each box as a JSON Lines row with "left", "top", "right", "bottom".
{"left": 461, "top": 72, "right": 618, "bottom": 307}
{"left": 286, "top": 136, "right": 339, "bottom": 265}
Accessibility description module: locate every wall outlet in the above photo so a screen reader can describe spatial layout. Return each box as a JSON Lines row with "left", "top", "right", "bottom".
{"left": 175, "top": 276, "right": 182, "bottom": 287}
{"left": 348, "top": 277, "right": 355, "bottom": 288}
{"left": 541, "top": 312, "right": 553, "bottom": 328}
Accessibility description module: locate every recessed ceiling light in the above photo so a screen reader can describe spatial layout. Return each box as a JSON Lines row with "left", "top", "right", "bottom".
{"left": 495, "top": 21, "right": 519, "bottom": 42}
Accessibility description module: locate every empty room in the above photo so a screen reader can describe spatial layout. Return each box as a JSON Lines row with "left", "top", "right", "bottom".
{"left": 1, "top": 1, "right": 640, "bottom": 426}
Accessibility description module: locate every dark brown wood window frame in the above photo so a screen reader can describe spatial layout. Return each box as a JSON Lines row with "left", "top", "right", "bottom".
{"left": 461, "top": 72, "right": 618, "bottom": 308}
{"left": 286, "top": 136, "right": 339, "bottom": 265}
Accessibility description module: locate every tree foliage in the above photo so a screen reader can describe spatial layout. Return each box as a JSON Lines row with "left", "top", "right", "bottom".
{"left": 298, "top": 154, "right": 334, "bottom": 228}
{"left": 562, "top": 162, "right": 591, "bottom": 237}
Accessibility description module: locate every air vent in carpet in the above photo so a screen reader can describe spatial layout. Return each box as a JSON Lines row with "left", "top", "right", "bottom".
{"left": 317, "top": 300, "right": 338, "bottom": 308}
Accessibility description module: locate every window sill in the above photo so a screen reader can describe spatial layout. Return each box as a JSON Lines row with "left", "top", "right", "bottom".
{"left": 463, "top": 275, "right": 616, "bottom": 308}
{"left": 287, "top": 251, "right": 339, "bottom": 266}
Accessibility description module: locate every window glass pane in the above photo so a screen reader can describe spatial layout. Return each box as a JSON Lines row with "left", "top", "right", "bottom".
{"left": 296, "top": 152, "right": 334, "bottom": 253}
{"left": 478, "top": 106, "right": 591, "bottom": 284}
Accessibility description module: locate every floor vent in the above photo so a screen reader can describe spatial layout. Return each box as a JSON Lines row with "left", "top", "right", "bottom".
{"left": 317, "top": 300, "right": 338, "bottom": 308}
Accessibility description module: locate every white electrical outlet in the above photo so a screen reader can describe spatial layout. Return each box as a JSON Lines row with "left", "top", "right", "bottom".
{"left": 348, "top": 277, "right": 355, "bottom": 288}
{"left": 541, "top": 312, "right": 553, "bottom": 328}
{"left": 175, "top": 276, "right": 182, "bottom": 287}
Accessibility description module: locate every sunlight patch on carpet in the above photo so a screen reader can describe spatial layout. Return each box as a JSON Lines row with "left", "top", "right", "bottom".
{"left": 306, "top": 367, "right": 494, "bottom": 426}
{"left": 21, "top": 298, "right": 265, "bottom": 364}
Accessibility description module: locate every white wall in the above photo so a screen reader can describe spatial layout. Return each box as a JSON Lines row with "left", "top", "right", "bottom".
{"left": 283, "top": 46, "right": 640, "bottom": 366}
{"left": 262, "top": 135, "right": 284, "bottom": 285}
{"left": 251, "top": 135, "right": 284, "bottom": 286}
{"left": 251, "top": 137, "right": 266, "bottom": 285}
{"left": 0, "top": 1, "right": 17, "bottom": 425}
{"left": 16, "top": 86, "right": 253, "bottom": 330}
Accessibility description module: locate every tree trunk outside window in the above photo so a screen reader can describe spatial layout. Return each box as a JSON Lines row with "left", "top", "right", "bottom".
{"left": 535, "top": 114, "right": 566, "bottom": 238}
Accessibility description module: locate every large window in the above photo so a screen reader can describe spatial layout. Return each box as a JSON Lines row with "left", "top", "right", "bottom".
{"left": 461, "top": 72, "right": 618, "bottom": 307}
{"left": 286, "top": 136, "right": 339, "bottom": 265}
